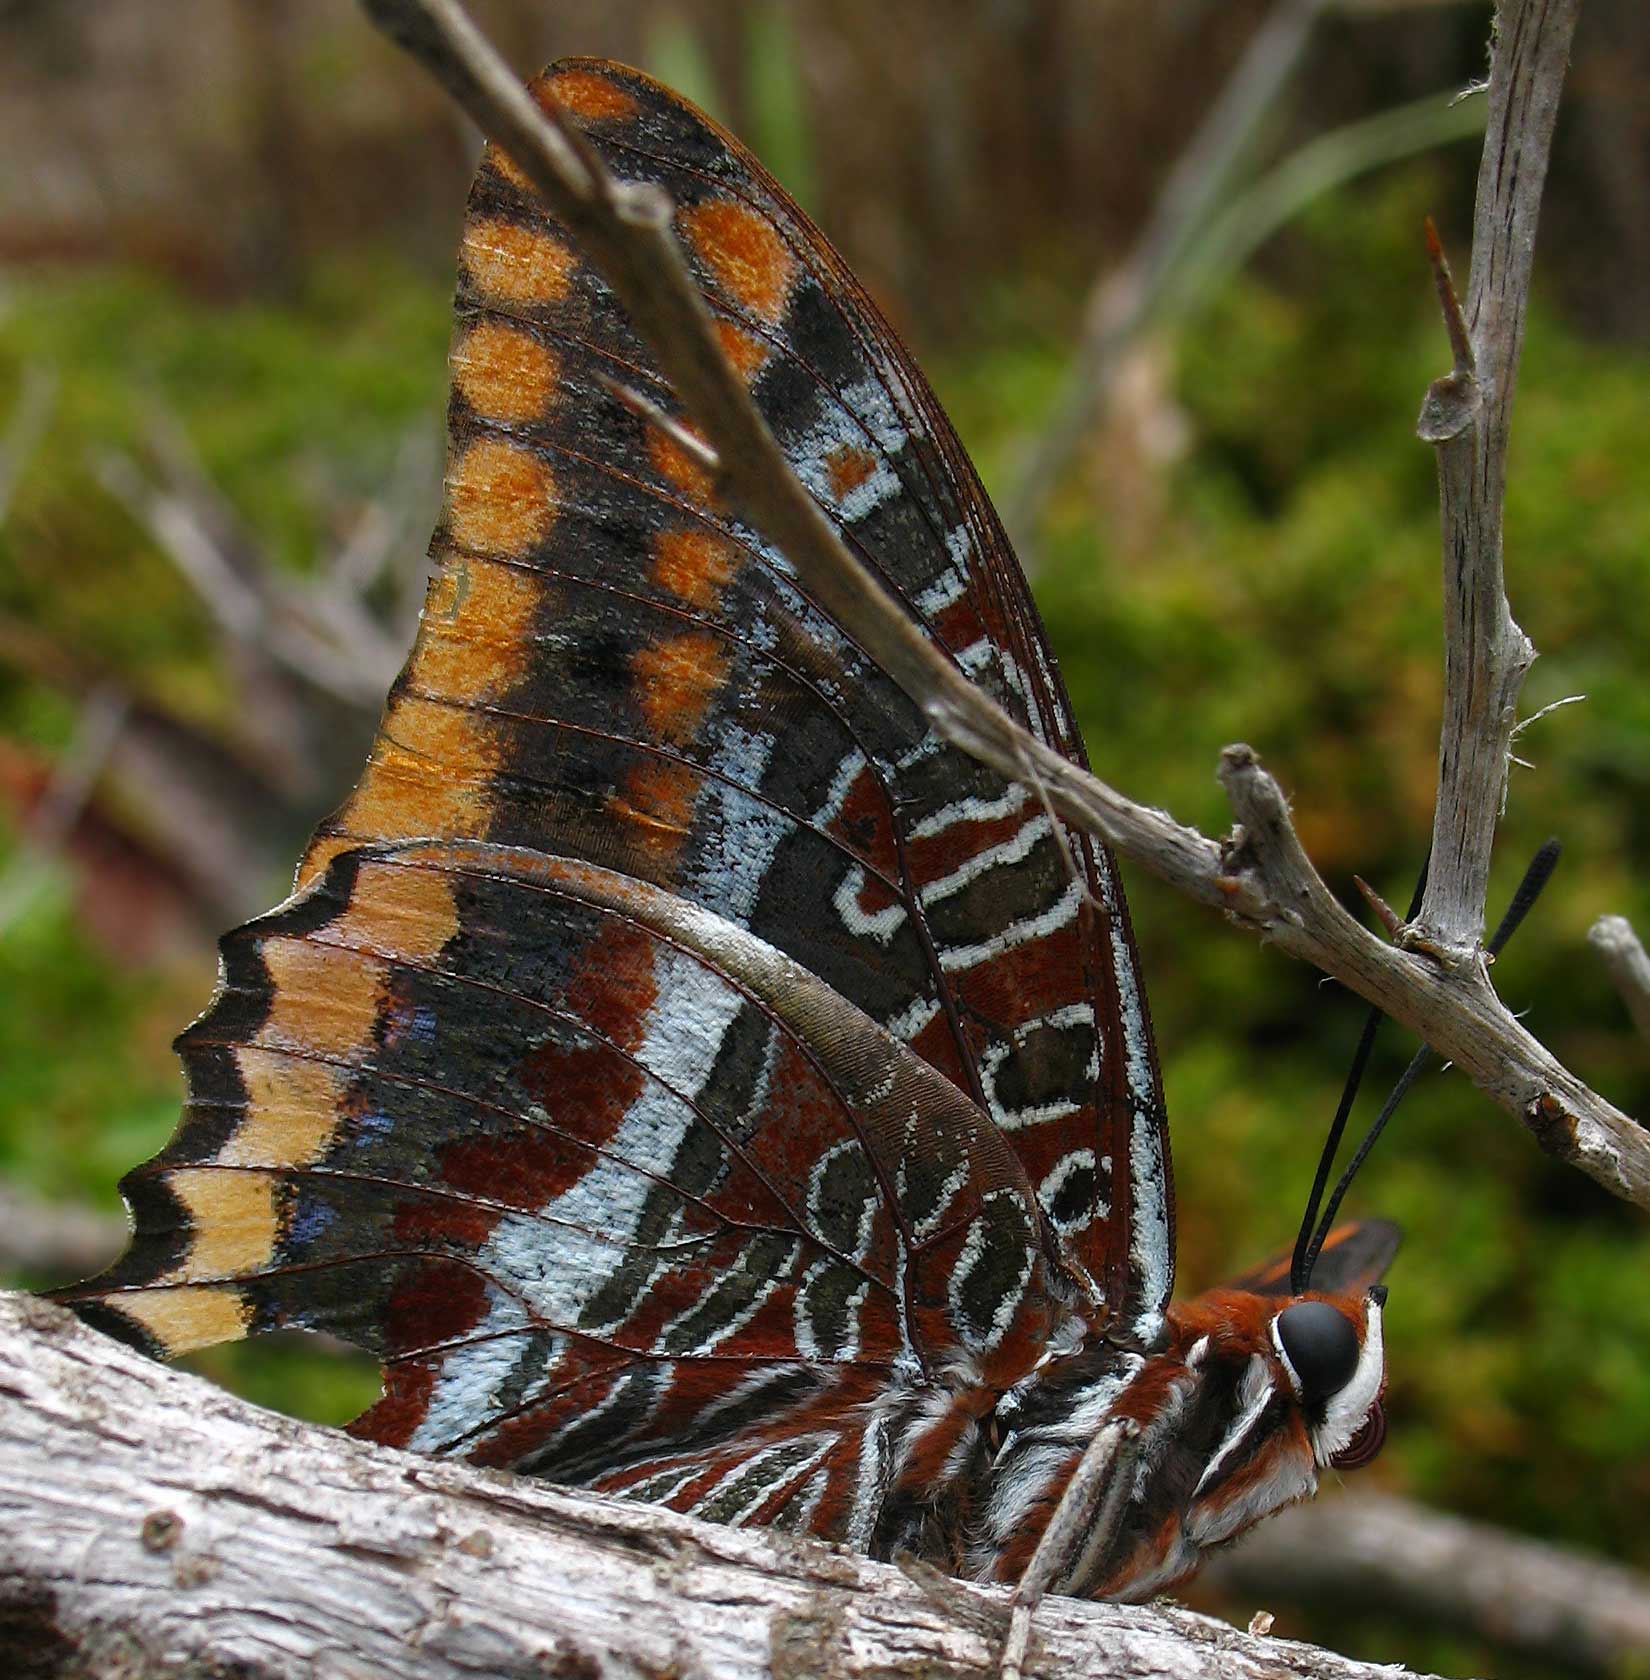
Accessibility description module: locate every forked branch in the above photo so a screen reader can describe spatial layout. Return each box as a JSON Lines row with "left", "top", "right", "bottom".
{"left": 351, "top": 0, "right": 1639, "bottom": 1216}
{"left": 358, "top": 0, "right": 1645, "bottom": 1215}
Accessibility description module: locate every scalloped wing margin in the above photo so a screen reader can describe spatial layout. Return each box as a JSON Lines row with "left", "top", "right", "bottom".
{"left": 61, "top": 840, "right": 1057, "bottom": 1543}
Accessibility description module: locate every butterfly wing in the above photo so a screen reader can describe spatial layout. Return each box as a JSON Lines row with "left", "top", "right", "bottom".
{"left": 74, "top": 838, "right": 1053, "bottom": 1543}
{"left": 369, "top": 57, "right": 1167, "bottom": 1333}
{"left": 63, "top": 58, "right": 1173, "bottom": 1533}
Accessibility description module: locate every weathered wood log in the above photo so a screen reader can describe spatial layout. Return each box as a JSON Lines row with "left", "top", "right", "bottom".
{"left": 0, "top": 1294, "right": 1447, "bottom": 1679}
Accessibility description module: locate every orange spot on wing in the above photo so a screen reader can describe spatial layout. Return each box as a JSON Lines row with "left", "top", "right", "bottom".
{"left": 649, "top": 427, "right": 718, "bottom": 504}
{"left": 483, "top": 147, "right": 534, "bottom": 195}
{"left": 414, "top": 552, "right": 543, "bottom": 699}
{"left": 632, "top": 631, "right": 729, "bottom": 745}
{"left": 256, "top": 936, "right": 386, "bottom": 1060}
{"left": 452, "top": 320, "right": 559, "bottom": 423}
{"left": 334, "top": 856, "right": 462, "bottom": 965}
{"left": 716, "top": 318, "right": 774, "bottom": 383}
{"left": 313, "top": 693, "right": 502, "bottom": 874}
{"left": 682, "top": 200, "right": 796, "bottom": 324}
{"left": 826, "top": 445, "right": 877, "bottom": 502}
{"left": 652, "top": 528, "right": 738, "bottom": 610}
{"left": 461, "top": 217, "right": 578, "bottom": 306}
{"left": 222, "top": 1052, "right": 346, "bottom": 1169}
{"left": 157, "top": 1169, "right": 281, "bottom": 1280}
{"left": 447, "top": 438, "right": 556, "bottom": 557}
{"left": 113, "top": 1285, "right": 251, "bottom": 1356}
{"left": 541, "top": 68, "right": 640, "bottom": 122}
{"left": 486, "top": 70, "right": 639, "bottom": 189}
{"left": 611, "top": 758, "right": 701, "bottom": 865}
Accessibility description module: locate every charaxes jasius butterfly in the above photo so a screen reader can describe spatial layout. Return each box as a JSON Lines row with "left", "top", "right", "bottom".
{"left": 61, "top": 59, "right": 1398, "bottom": 1602}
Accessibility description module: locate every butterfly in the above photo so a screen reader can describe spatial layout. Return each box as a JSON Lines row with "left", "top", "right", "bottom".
{"left": 60, "top": 58, "right": 1396, "bottom": 1603}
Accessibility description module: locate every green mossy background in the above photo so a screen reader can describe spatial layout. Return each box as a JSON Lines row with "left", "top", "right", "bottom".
{"left": 2, "top": 59, "right": 1648, "bottom": 1679}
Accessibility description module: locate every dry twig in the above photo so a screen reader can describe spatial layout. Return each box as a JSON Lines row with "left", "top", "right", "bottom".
{"left": 1409, "top": 1, "right": 1579, "bottom": 962}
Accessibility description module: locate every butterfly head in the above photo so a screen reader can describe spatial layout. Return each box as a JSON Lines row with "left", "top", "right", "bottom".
{"left": 1172, "top": 1275, "right": 1386, "bottom": 1514}
{"left": 1272, "top": 1287, "right": 1388, "bottom": 1469}
{"left": 1028, "top": 1236, "right": 1395, "bottom": 1602}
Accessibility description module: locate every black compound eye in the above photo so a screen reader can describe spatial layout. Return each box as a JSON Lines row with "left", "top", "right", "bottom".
{"left": 1276, "top": 1302, "right": 1359, "bottom": 1403}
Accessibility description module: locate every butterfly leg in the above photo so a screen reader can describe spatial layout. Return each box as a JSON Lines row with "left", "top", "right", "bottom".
{"left": 998, "top": 1417, "right": 1140, "bottom": 1680}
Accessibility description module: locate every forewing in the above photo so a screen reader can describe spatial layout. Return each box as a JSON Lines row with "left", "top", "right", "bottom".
{"left": 64, "top": 840, "right": 1055, "bottom": 1542}
{"left": 300, "top": 60, "right": 1169, "bottom": 1329}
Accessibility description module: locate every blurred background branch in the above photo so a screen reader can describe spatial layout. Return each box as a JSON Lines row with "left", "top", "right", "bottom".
{"left": 0, "top": 1179, "right": 123, "bottom": 1278}
{"left": 1588, "top": 915, "right": 1650, "bottom": 1044}
{"left": 1005, "top": 0, "right": 1336, "bottom": 558}
{"left": 1208, "top": 1492, "right": 1650, "bottom": 1676}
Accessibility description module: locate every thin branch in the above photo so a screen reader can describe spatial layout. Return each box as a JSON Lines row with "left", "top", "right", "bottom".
{"left": 0, "top": 1295, "right": 1450, "bottom": 1680}
{"left": 1208, "top": 1491, "right": 1650, "bottom": 1676}
{"left": 1589, "top": 915, "right": 1650, "bottom": 1045}
{"left": 1410, "top": 0, "right": 1579, "bottom": 962}
{"left": 353, "top": 0, "right": 1650, "bottom": 1217}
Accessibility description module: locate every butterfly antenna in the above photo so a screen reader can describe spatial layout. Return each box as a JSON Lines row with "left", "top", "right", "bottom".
{"left": 1299, "top": 839, "right": 1563, "bottom": 1287}
{"left": 1485, "top": 838, "right": 1562, "bottom": 958}
{"left": 1289, "top": 856, "right": 1430, "bottom": 1294}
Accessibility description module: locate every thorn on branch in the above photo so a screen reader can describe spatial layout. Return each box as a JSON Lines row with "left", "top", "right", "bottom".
{"left": 1425, "top": 215, "right": 1475, "bottom": 378}
{"left": 1354, "top": 874, "right": 1405, "bottom": 940}
{"left": 1416, "top": 218, "right": 1482, "bottom": 444}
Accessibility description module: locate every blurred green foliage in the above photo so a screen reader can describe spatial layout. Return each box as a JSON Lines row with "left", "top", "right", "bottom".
{"left": 0, "top": 261, "right": 447, "bottom": 735}
{"left": 0, "top": 864, "right": 183, "bottom": 1205}
{"left": 2, "top": 157, "right": 1648, "bottom": 1678}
